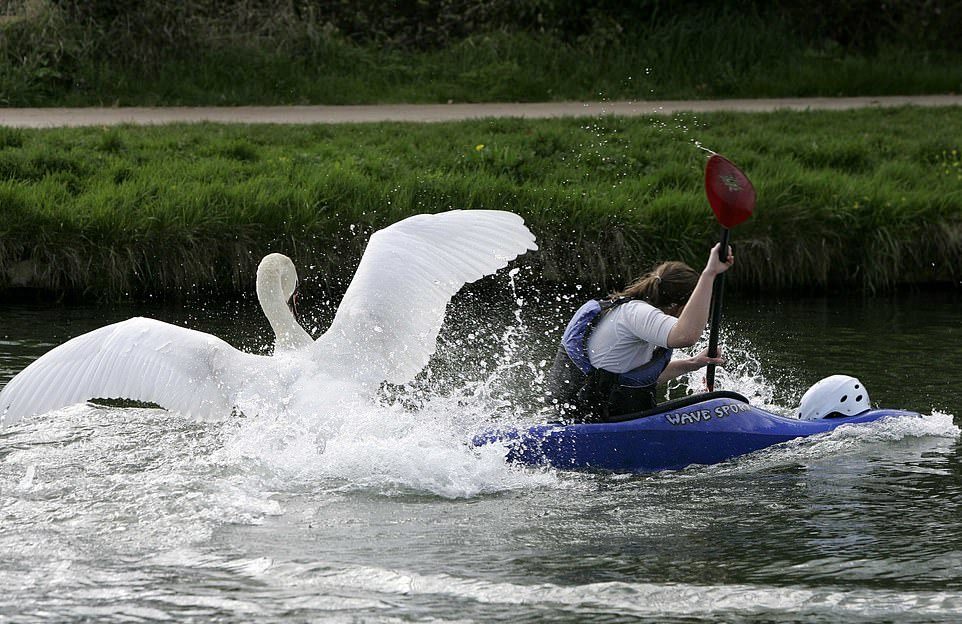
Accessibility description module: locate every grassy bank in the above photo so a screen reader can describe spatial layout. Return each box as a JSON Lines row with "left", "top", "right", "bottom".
{"left": 0, "top": 106, "right": 960, "bottom": 300}
{"left": 2, "top": 6, "right": 962, "bottom": 107}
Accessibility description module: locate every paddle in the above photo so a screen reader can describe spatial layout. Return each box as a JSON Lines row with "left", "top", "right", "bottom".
{"left": 704, "top": 154, "right": 756, "bottom": 392}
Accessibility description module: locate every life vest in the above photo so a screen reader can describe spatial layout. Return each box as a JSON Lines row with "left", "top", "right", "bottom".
{"left": 547, "top": 297, "right": 673, "bottom": 420}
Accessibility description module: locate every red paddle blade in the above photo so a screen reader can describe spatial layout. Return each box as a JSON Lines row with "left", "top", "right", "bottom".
{"left": 705, "top": 154, "right": 756, "bottom": 229}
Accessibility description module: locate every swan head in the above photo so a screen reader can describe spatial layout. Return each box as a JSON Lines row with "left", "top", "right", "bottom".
{"left": 256, "top": 253, "right": 299, "bottom": 304}
{"left": 256, "top": 253, "right": 314, "bottom": 352}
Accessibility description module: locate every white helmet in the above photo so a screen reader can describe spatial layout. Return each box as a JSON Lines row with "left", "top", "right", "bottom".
{"left": 797, "top": 375, "right": 871, "bottom": 421}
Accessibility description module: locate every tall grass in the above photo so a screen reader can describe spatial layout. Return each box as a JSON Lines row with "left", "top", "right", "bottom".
{"left": 2, "top": 4, "right": 961, "bottom": 106}
{"left": 0, "top": 107, "right": 960, "bottom": 300}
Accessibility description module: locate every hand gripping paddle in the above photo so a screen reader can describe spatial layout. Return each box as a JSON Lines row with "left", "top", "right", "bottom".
{"left": 704, "top": 154, "right": 756, "bottom": 391}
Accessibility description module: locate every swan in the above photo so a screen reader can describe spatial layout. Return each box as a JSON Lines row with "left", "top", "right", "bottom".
{"left": 255, "top": 252, "right": 313, "bottom": 352}
{"left": 0, "top": 210, "right": 537, "bottom": 427}
{"left": 0, "top": 252, "right": 307, "bottom": 425}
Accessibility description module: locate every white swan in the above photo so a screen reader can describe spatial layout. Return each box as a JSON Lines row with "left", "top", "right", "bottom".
{"left": 0, "top": 210, "right": 537, "bottom": 427}
{"left": 0, "top": 254, "right": 308, "bottom": 424}
{"left": 255, "top": 252, "right": 313, "bottom": 352}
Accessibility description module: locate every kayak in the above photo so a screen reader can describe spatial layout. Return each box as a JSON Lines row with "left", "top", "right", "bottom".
{"left": 473, "top": 391, "right": 921, "bottom": 473}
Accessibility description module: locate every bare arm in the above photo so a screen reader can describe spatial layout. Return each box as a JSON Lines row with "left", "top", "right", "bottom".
{"left": 666, "top": 243, "right": 733, "bottom": 348}
{"left": 657, "top": 347, "right": 725, "bottom": 383}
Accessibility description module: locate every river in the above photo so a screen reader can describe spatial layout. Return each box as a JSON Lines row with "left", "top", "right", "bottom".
{"left": 0, "top": 287, "right": 959, "bottom": 622}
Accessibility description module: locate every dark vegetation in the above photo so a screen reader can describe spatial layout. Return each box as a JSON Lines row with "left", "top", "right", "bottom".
{"left": 1, "top": 0, "right": 961, "bottom": 106}
{"left": 1, "top": 2, "right": 959, "bottom": 301}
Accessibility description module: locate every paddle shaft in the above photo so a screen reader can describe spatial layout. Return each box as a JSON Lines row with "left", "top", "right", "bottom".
{"left": 705, "top": 227, "right": 730, "bottom": 392}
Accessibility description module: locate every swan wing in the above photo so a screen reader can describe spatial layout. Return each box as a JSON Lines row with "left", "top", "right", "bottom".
{"left": 0, "top": 317, "right": 265, "bottom": 426}
{"left": 315, "top": 210, "right": 537, "bottom": 385}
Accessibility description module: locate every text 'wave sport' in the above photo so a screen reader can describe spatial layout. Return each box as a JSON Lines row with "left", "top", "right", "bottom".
{"left": 1, "top": 210, "right": 957, "bottom": 497}
{"left": 1, "top": 211, "right": 959, "bottom": 623}
{"left": 1, "top": 317, "right": 957, "bottom": 621}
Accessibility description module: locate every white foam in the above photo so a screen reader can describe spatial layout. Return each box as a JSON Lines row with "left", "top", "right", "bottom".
{"left": 0, "top": 404, "right": 283, "bottom": 553}
{"left": 250, "top": 560, "right": 962, "bottom": 619}
{"left": 672, "top": 410, "right": 959, "bottom": 480}
{"left": 214, "top": 378, "right": 559, "bottom": 499}
{"left": 132, "top": 303, "right": 962, "bottom": 498}
{"left": 6, "top": 304, "right": 956, "bottom": 503}
{"left": 207, "top": 281, "right": 565, "bottom": 500}
{"left": 667, "top": 333, "right": 795, "bottom": 413}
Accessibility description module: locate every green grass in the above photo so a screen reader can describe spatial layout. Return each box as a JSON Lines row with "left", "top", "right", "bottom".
{"left": 3, "top": 12, "right": 962, "bottom": 107}
{"left": 0, "top": 107, "right": 960, "bottom": 300}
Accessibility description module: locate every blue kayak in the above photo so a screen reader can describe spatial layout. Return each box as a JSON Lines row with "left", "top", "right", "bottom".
{"left": 474, "top": 391, "right": 921, "bottom": 473}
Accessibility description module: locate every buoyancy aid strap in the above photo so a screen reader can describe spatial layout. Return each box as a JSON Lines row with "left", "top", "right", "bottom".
{"left": 617, "top": 346, "right": 674, "bottom": 388}
{"left": 560, "top": 297, "right": 632, "bottom": 374}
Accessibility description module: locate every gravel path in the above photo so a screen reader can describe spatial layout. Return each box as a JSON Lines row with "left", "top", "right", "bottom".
{"left": 1, "top": 95, "right": 960, "bottom": 128}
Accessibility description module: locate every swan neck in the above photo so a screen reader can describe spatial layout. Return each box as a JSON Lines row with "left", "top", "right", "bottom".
{"left": 257, "top": 271, "right": 307, "bottom": 350}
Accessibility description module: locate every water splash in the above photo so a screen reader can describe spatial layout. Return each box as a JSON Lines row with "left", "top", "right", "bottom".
{"left": 215, "top": 385, "right": 558, "bottom": 499}
{"left": 0, "top": 405, "right": 284, "bottom": 559}
{"left": 693, "top": 140, "right": 716, "bottom": 155}
{"left": 210, "top": 280, "right": 559, "bottom": 500}
{"left": 3, "top": 292, "right": 961, "bottom": 623}
{"left": 3, "top": 289, "right": 956, "bottom": 507}
{"left": 668, "top": 410, "right": 959, "bottom": 481}
{"left": 667, "top": 332, "right": 794, "bottom": 413}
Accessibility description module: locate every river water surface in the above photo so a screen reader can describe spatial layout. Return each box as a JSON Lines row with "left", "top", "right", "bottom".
{"left": 0, "top": 287, "right": 959, "bottom": 623}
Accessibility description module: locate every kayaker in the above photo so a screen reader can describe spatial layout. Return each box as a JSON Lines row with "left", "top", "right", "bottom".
{"left": 546, "top": 244, "right": 733, "bottom": 422}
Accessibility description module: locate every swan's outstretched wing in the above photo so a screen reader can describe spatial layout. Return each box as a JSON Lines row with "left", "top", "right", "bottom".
{"left": 315, "top": 210, "right": 537, "bottom": 385}
{"left": 0, "top": 317, "right": 265, "bottom": 427}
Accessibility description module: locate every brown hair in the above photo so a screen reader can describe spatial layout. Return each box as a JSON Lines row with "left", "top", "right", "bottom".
{"left": 610, "top": 261, "right": 699, "bottom": 311}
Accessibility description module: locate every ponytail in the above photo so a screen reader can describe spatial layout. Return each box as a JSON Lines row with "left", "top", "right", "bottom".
{"left": 611, "top": 261, "right": 698, "bottom": 310}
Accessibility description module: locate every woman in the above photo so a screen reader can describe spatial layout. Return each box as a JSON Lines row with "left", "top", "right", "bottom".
{"left": 547, "top": 244, "right": 733, "bottom": 422}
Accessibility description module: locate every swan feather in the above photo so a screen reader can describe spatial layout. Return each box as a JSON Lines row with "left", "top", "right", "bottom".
{"left": 0, "top": 317, "right": 266, "bottom": 426}
{"left": 315, "top": 210, "right": 537, "bottom": 385}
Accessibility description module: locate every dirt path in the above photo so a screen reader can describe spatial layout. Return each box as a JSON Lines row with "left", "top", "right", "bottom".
{"left": 1, "top": 95, "right": 960, "bottom": 128}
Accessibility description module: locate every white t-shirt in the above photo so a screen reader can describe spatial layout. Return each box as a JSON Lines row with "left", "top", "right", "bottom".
{"left": 586, "top": 300, "right": 677, "bottom": 374}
